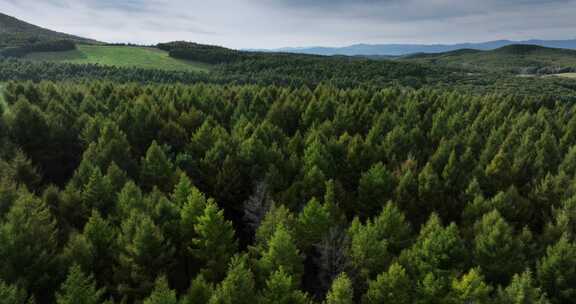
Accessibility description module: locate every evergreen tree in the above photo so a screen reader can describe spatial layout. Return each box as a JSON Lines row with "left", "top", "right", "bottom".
{"left": 357, "top": 162, "right": 395, "bottom": 217}
{"left": 0, "top": 280, "right": 28, "bottom": 304}
{"left": 473, "top": 210, "right": 525, "bottom": 285}
{"left": 449, "top": 268, "right": 492, "bottom": 304}
{"left": 140, "top": 140, "right": 175, "bottom": 192}
{"left": 0, "top": 192, "right": 58, "bottom": 299}
{"left": 497, "top": 271, "right": 550, "bottom": 304}
{"left": 258, "top": 268, "right": 309, "bottom": 304}
{"left": 117, "top": 211, "right": 174, "bottom": 300}
{"left": 362, "top": 263, "right": 412, "bottom": 304}
{"left": 182, "top": 275, "right": 213, "bottom": 304}
{"left": 258, "top": 225, "right": 304, "bottom": 284}
{"left": 191, "top": 201, "right": 238, "bottom": 282}
{"left": 56, "top": 265, "right": 104, "bottom": 304}
{"left": 209, "top": 255, "right": 256, "bottom": 304}
{"left": 143, "top": 276, "right": 178, "bottom": 304}
{"left": 537, "top": 236, "right": 576, "bottom": 303}
{"left": 296, "top": 197, "right": 333, "bottom": 251}
{"left": 325, "top": 273, "right": 354, "bottom": 304}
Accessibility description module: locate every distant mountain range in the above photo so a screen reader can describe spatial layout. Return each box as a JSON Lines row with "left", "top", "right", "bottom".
{"left": 262, "top": 39, "right": 576, "bottom": 56}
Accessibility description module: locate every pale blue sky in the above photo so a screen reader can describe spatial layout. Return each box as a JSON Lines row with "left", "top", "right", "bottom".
{"left": 2, "top": 0, "right": 576, "bottom": 49}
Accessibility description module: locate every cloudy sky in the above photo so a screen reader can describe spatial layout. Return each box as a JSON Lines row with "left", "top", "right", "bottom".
{"left": 2, "top": 0, "right": 576, "bottom": 49}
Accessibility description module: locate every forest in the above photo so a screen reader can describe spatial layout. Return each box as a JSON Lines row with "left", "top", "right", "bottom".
{"left": 1, "top": 79, "right": 576, "bottom": 304}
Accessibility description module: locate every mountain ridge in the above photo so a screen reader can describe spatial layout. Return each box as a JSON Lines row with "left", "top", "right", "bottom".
{"left": 263, "top": 39, "right": 576, "bottom": 56}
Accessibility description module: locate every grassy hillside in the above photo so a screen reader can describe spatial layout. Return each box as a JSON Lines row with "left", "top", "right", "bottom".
{"left": 0, "top": 12, "right": 99, "bottom": 48}
{"left": 24, "top": 45, "right": 212, "bottom": 72}
{"left": 401, "top": 44, "right": 576, "bottom": 74}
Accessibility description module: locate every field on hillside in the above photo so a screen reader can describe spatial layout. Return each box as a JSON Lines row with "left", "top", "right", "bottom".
{"left": 24, "top": 45, "right": 212, "bottom": 72}
{"left": 553, "top": 72, "right": 576, "bottom": 79}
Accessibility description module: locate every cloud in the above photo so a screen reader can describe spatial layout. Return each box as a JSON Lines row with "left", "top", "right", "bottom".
{"left": 1, "top": 0, "right": 575, "bottom": 48}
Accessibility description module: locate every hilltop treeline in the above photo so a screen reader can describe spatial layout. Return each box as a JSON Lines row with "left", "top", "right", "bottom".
{"left": 0, "top": 40, "right": 76, "bottom": 58}
{"left": 1, "top": 81, "right": 576, "bottom": 303}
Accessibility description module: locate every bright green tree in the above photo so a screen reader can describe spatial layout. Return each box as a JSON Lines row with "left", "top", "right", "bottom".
{"left": 362, "top": 263, "right": 412, "bottom": 304}
{"left": 258, "top": 225, "right": 304, "bottom": 284}
{"left": 258, "top": 268, "right": 310, "bottom": 304}
{"left": 325, "top": 273, "right": 354, "bottom": 304}
{"left": 191, "top": 201, "right": 238, "bottom": 282}
{"left": 56, "top": 265, "right": 103, "bottom": 304}
{"left": 209, "top": 255, "right": 256, "bottom": 304}
{"left": 497, "top": 271, "right": 550, "bottom": 304}
{"left": 140, "top": 140, "right": 175, "bottom": 192}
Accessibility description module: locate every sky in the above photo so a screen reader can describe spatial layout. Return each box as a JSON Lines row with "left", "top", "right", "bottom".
{"left": 2, "top": 0, "right": 576, "bottom": 49}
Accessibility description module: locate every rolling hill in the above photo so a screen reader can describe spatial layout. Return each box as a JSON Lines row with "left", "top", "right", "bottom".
{"left": 400, "top": 44, "right": 576, "bottom": 74}
{"left": 23, "top": 44, "right": 212, "bottom": 72}
{"left": 0, "top": 12, "right": 99, "bottom": 48}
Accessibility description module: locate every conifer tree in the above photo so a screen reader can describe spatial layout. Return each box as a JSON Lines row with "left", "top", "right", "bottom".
{"left": 296, "top": 197, "right": 333, "bottom": 251}
{"left": 0, "top": 192, "right": 58, "bottom": 298}
{"left": 0, "top": 280, "right": 28, "bottom": 304}
{"left": 357, "top": 162, "right": 395, "bottom": 217}
{"left": 143, "top": 276, "right": 178, "bottom": 304}
{"left": 537, "top": 236, "right": 576, "bottom": 303}
{"left": 117, "top": 211, "right": 174, "bottom": 300}
{"left": 473, "top": 210, "right": 525, "bottom": 285}
{"left": 497, "top": 271, "right": 550, "bottom": 304}
{"left": 258, "top": 268, "right": 309, "bottom": 304}
{"left": 140, "top": 140, "right": 175, "bottom": 192}
{"left": 191, "top": 201, "right": 238, "bottom": 282}
{"left": 182, "top": 275, "right": 213, "bottom": 304}
{"left": 56, "top": 265, "right": 104, "bottom": 304}
{"left": 209, "top": 255, "right": 256, "bottom": 304}
{"left": 449, "top": 268, "right": 492, "bottom": 304}
{"left": 325, "top": 273, "right": 354, "bottom": 304}
{"left": 258, "top": 225, "right": 304, "bottom": 284}
{"left": 362, "top": 263, "right": 412, "bottom": 304}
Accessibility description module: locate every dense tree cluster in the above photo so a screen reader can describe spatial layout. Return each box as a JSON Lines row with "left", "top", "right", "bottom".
{"left": 0, "top": 40, "right": 77, "bottom": 58}
{"left": 1, "top": 81, "right": 576, "bottom": 303}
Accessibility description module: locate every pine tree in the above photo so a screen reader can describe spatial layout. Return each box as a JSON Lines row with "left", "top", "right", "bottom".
{"left": 362, "top": 263, "right": 412, "bottom": 304}
{"left": 0, "top": 280, "right": 28, "bottom": 304}
{"left": 497, "top": 271, "right": 550, "bottom": 304}
{"left": 56, "top": 265, "right": 104, "bottom": 304}
{"left": 537, "top": 236, "right": 576, "bottom": 303}
{"left": 357, "top": 162, "right": 395, "bottom": 218}
{"left": 258, "top": 225, "right": 304, "bottom": 284}
{"left": 325, "top": 273, "right": 354, "bottom": 304}
{"left": 254, "top": 204, "right": 296, "bottom": 251}
{"left": 473, "top": 210, "right": 525, "bottom": 285}
{"left": 296, "top": 197, "right": 333, "bottom": 251}
{"left": 140, "top": 140, "right": 175, "bottom": 192}
{"left": 258, "top": 268, "right": 310, "bottom": 304}
{"left": 117, "top": 211, "right": 174, "bottom": 300}
{"left": 171, "top": 173, "right": 195, "bottom": 207}
{"left": 209, "top": 255, "right": 256, "bottom": 304}
{"left": 182, "top": 275, "right": 213, "bottom": 304}
{"left": 191, "top": 201, "right": 238, "bottom": 282}
{"left": 0, "top": 192, "right": 58, "bottom": 298}
{"left": 449, "top": 268, "right": 492, "bottom": 304}
{"left": 143, "top": 276, "right": 178, "bottom": 304}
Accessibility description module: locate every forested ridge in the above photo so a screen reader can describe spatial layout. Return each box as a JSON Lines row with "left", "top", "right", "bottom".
{"left": 1, "top": 80, "right": 576, "bottom": 303}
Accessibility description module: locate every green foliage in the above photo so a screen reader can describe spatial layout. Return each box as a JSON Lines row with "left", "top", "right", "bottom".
{"left": 258, "top": 268, "right": 310, "bottom": 304}
{"left": 497, "top": 271, "right": 550, "bottom": 304}
{"left": 191, "top": 201, "right": 238, "bottom": 282}
{"left": 143, "top": 276, "right": 178, "bottom": 304}
{"left": 325, "top": 273, "right": 354, "bottom": 304}
{"left": 258, "top": 225, "right": 304, "bottom": 284}
{"left": 56, "top": 265, "right": 104, "bottom": 304}
{"left": 209, "top": 255, "right": 256, "bottom": 304}
{"left": 449, "top": 268, "right": 492, "bottom": 304}
{"left": 363, "top": 263, "right": 412, "bottom": 304}
{"left": 537, "top": 236, "right": 576, "bottom": 303}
